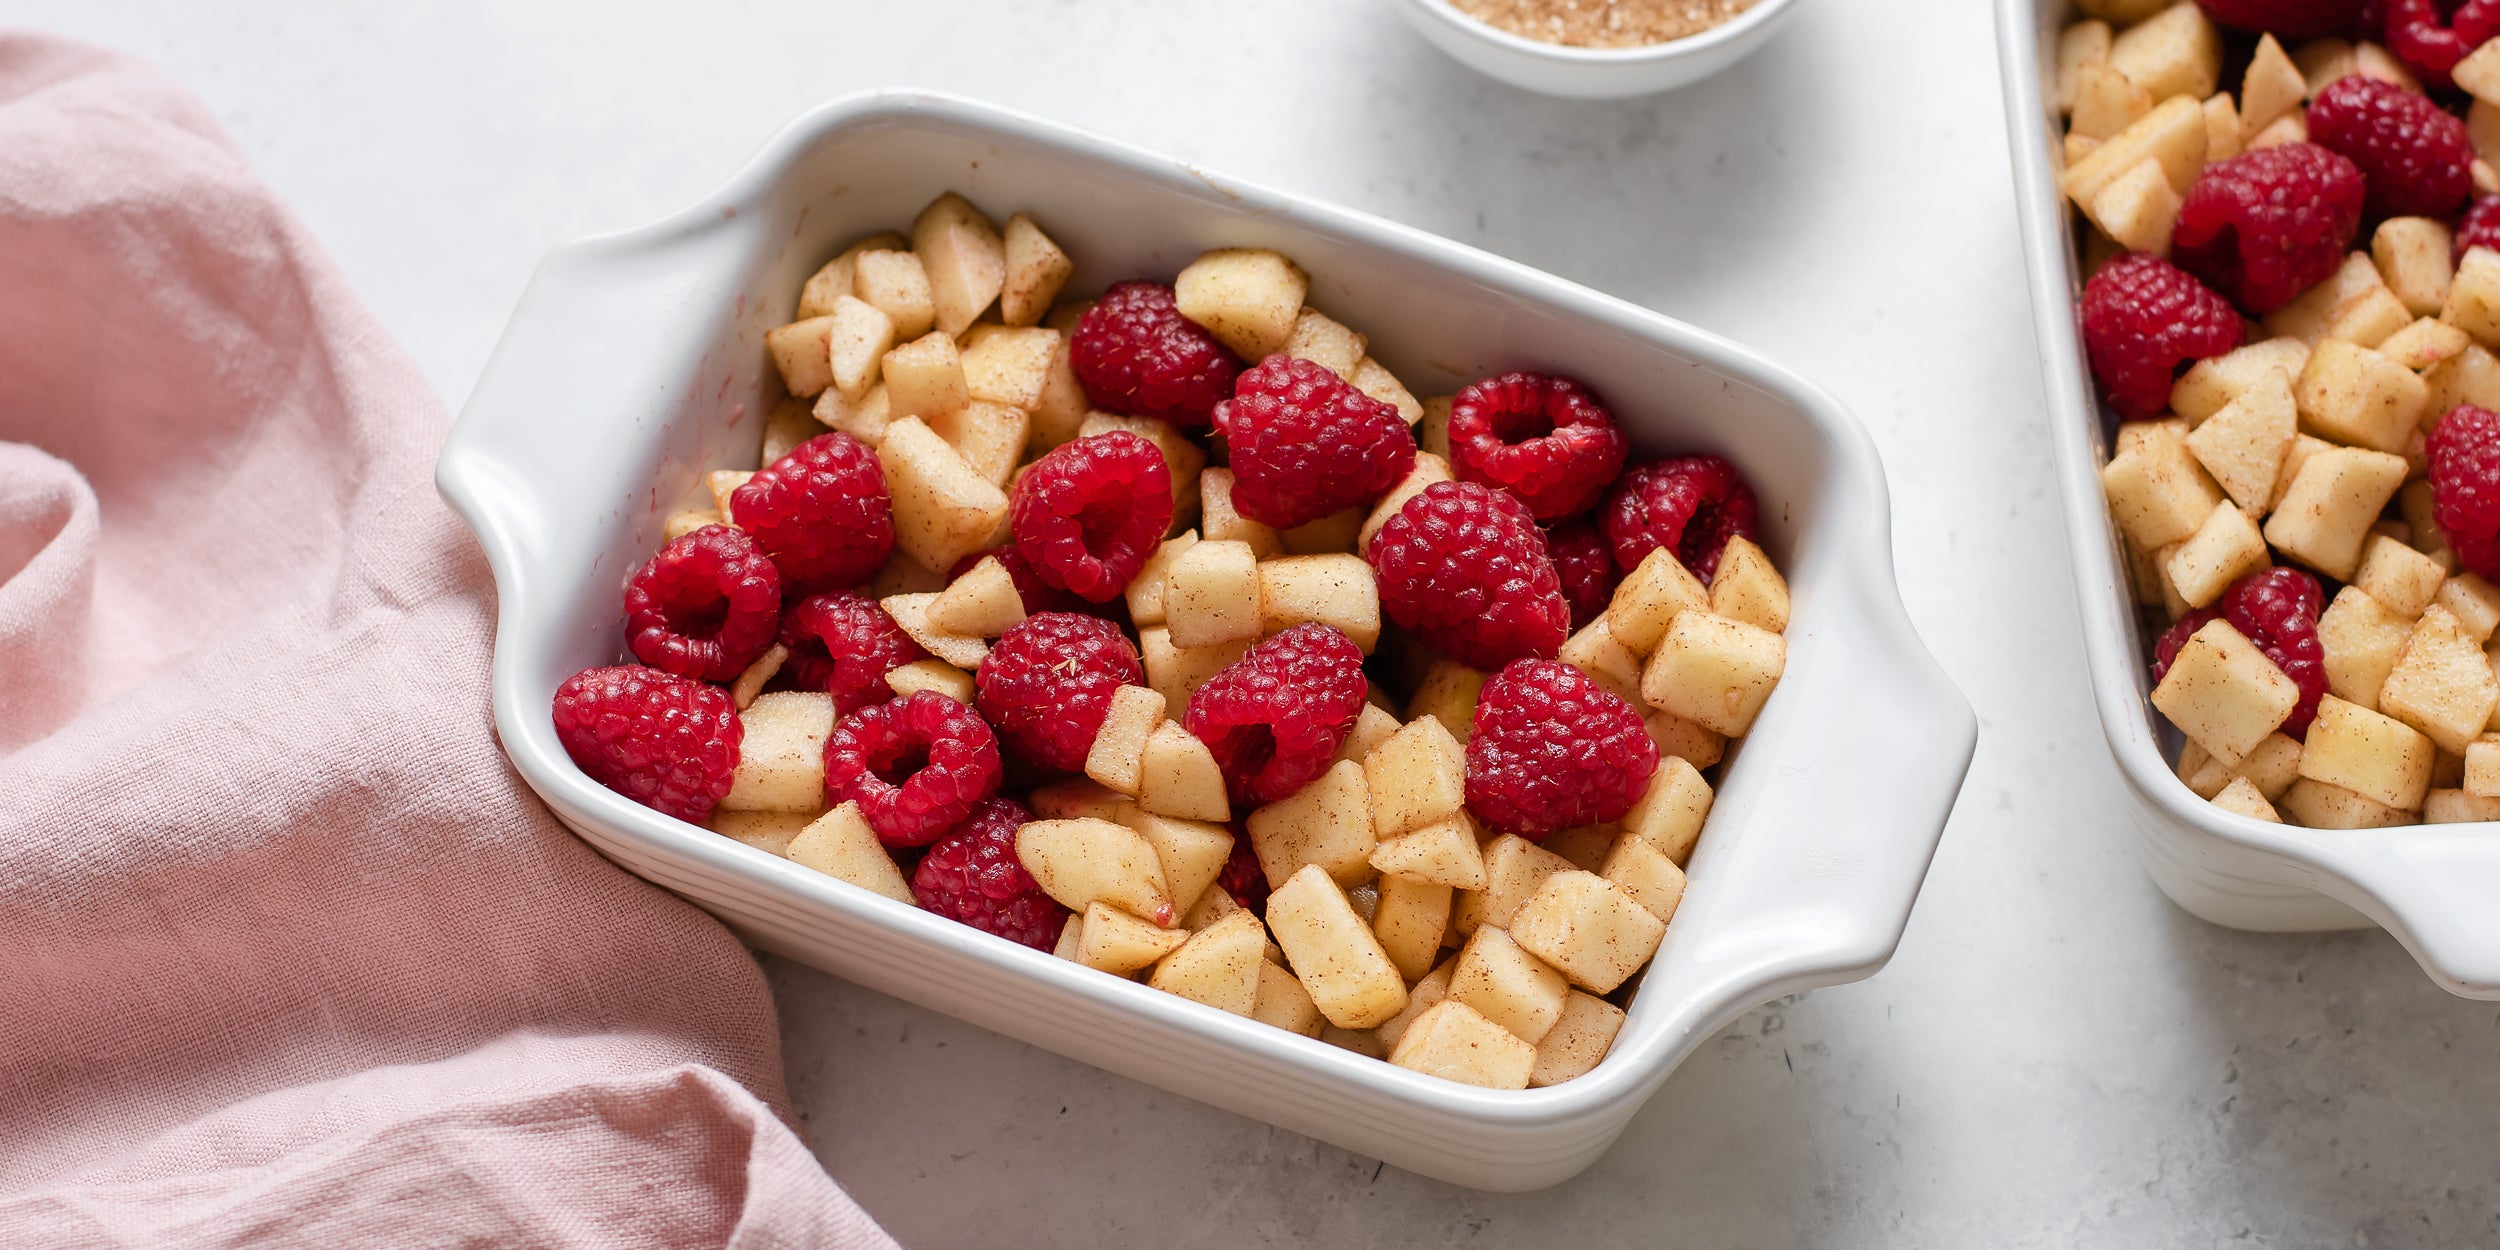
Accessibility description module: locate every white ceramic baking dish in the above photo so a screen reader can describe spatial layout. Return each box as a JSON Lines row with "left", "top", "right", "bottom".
{"left": 437, "top": 90, "right": 1974, "bottom": 1190}
{"left": 1997, "top": 0, "right": 2500, "bottom": 998}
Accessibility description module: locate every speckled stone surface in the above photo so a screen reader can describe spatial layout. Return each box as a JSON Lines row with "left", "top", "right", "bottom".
{"left": 23, "top": 0, "right": 2500, "bottom": 1243}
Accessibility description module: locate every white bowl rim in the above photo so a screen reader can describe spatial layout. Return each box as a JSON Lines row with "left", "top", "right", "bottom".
{"left": 1392, "top": 0, "right": 1804, "bottom": 65}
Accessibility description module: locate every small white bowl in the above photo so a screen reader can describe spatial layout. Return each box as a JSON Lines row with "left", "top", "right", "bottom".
{"left": 1997, "top": 0, "right": 2500, "bottom": 999}
{"left": 437, "top": 90, "right": 1972, "bottom": 1190}
{"left": 1388, "top": 0, "right": 1807, "bottom": 98}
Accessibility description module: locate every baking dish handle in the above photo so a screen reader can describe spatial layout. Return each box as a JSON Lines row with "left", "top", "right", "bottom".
{"left": 1638, "top": 554, "right": 1977, "bottom": 1021}
{"left": 2321, "top": 833, "right": 2500, "bottom": 999}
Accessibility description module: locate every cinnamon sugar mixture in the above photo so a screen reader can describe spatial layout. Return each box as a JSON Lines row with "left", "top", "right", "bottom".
{"left": 1453, "top": 0, "right": 1759, "bottom": 48}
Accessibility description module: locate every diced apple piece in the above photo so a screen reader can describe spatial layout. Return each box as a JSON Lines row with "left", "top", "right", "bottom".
{"left": 851, "top": 249, "right": 935, "bottom": 341}
{"left": 1352, "top": 358, "right": 1424, "bottom": 425}
{"left": 1358, "top": 453, "right": 1454, "bottom": 555}
{"left": 2056, "top": 18, "right": 2113, "bottom": 112}
{"left": 880, "top": 330, "right": 970, "bottom": 423}
{"left": 824, "top": 295, "right": 896, "bottom": 399}
{"left": 1148, "top": 908, "right": 1266, "bottom": 1015}
{"left": 958, "top": 324, "right": 1059, "bottom": 410}
{"left": 1245, "top": 758, "right": 1377, "bottom": 888}
{"left": 864, "top": 553, "right": 945, "bottom": 599}
{"left": 884, "top": 658, "right": 974, "bottom": 704}
{"left": 2377, "top": 317, "right": 2471, "bottom": 371}
{"left": 924, "top": 400, "right": 1028, "bottom": 488}
{"left": 2374, "top": 217, "right": 2457, "bottom": 317}
{"left": 1163, "top": 538, "right": 1262, "bottom": 648}
{"left": 1125, "top": 531, "right": 1198, "bottom": 628}
{"left": 1117, "top": 809, "right": 1231, "bottom": 925}
{"left": 1334, "top": 703, "right": 1402, "bottom": 766}
{"left": 2280, "top": 776, "right": 2414, "bottom": 827}
{"left": 1257, "top": 554, "right": 1380, "bottom": 651}
{"left": 1078, "top": 901, "right": 1190, "bottom": 974}
{"left": 2296, "top": 338, "right": 2425, "bottom": 453}
{"left": 2378, "top": 605, "right": 2500, "bottom": 754}
{"left": 728, "top": 643, "right": 788, "bottom": 711}
{"left": 2174, "top": 338, "right": 2309, "bottom": 423}
{"left": 1267, "top": 865, "right": 1410, "bottom": 1029}
{"left": 911, "top": 192, "right": 1006, "bottom": 337}
{"left": 1707, "top": 536, "right": 1790, "bottom": 635}
{"left": 2237, "top": 33, "right": 2304, "bottom": 133}
{"left": 1557, "top": 616, "right": 1645, "bottom": 706}
{"left": 2265, "top": 252, "right": 2387, "bottom": 345}
{"left": 1084, "top": 685, "right": 1168, "bottom": 797}
{"left": 2464, "top": 735, "right": 2500, "bottom": 797}
{"left": 1603, "top": 833, "right": 1689, "bottom": 923}
{"left": 877, "top": 416, "right": 1011, "bottom": 575}
{"left": 1028, "top": 338, "right": 1089, "bottom": 454}
{"left": 2298, "top": 694, "right": 2434, "bottom": 809}
{"left": 2062, "top": 95, "right": 2206, "bottom": 208}
{"left": 765, "top": 315, "right": 837, "bottom": 399}
{"left": 2318, "top": 586, "right": 2412, "bottom": 710}
{"left": 1279, "top": 507, "right": 1365, "bottom": 557}
{"left": 1387, "top": 999, "right": 1534, "bottom": 1089}
{"left": 1198, "top": 467, "right": 1284, "bottom": 558}
{"left": 2185, "top": 366, "right": 2297, "bottom": 514}
{"left": 2429, "top": 348, "right": 2500, "bottom": 429}
{"left": 1373, "top": 874, "right": 1453, "bottom": 984}
{"left": 1374, "top": 959, "right": 1456, "bottom": 1051}
{"left": 1530, "top": 991, "right": 1626, "bottom": 1088}
{"left": 2354, "top": 536, "right": 2447, "bottom": 619}
{"left": 1608, "top": 546, "right": 1712, "bottom": 656}
{"left": 2109, "top": 2, "right": 2222, "bottom": 101}
{"left": 2328, "top": 286, "right": 2412, "bottom": 349}
{"left": 2152, "top": 619, "right": 2301, "bottom": 765}
{"left": 1029, "top": 777, "right": 1130, "bottom": 823}
{"left": 719, "top": 691, "right": 834, "bottom": 813}
{"left": 1449, "top": 924, "right": 1569, "bottom": 1043}
{"left": 999, "top": 213, "right": 1072, "bottom": 328}
{"left": 1363, "top": 716, "right": 1468, "bottom": 843}
{"left": 879, "top": 592, "right": 989, "bottom": 670}
{"left": 2210, "top": 776, "right": 2283, "bottom": 822}
{"left": 2087, "top": 157, "right": 2183, "bottom": 256}
{"left": 1509, "top": 870, "right": 1666, "bottom": 995}
{"left": 1619, "top": 755, "right": 1713, "bottom": 865}
{"left": 1175, "top": 247, "right": 1309, "bottom": 359}
{"left": 814, "top": 382, "right": 893, "bottom": 447}
{"left": 2071, "top": 63, "right": 2154, "bottom": 141}
{"left": 797, "top": 231, "right": 907, "bottom": 319}
{"left": 2204, "top": 91, "right": 2243, "bottom": 163}
{"left": 1250, "top": 960, "right": 1326, "bottom": 1036}
{"left": 2262, "top": 446, "right": 2410, "bottom": 581}
{"left": 786, "top": 802, "right": 914, "bottom": 903}
{"left": 2438, "top": 574, "right": 2500, "bottom": 641}
{"left": 1642, "top": 610, "right": 1786, "bottom": 737}
{"left": 1182, "top": 882, "right": 1241, "bottom": 931}
{"left": 2444, "top": 246, "right": 2500, "bottom": 346}
{"left": 1015, "top": 816, "right": 1174, "bottom": 924}
{"left": 1451, "top": 834, "right": 1576, "bottom": 938}
{"left": 1051, "top": 914, "right": 1083, "bottom": 961}
{"left": 2164, "top": 502, "right": 2269, "bottom": 609}
{"left": 1539, "top": 825, "right": 1615, "bottom": 874}
{"left": 1369, "top": 810, "right": 1488, "bottom": 890}
{"left": 2425, "top": 787, "right": 2500, "bottom": 822}
{"left": 760, "top": 396, "right": 826, "bottom": 466}
{"left": 1645, "top": 708, "right": 1727, "bottom": 769}
{"left": 1405, "top": 659, "right": 1487, "bottom": 743}
{"left": 1136, "top": 722, "right": 1231, "bottom": 822}
{"left": 1280, "top": 307, "right": 1367, "bottom": 379}
{"left": 928, "top": 556, "right": 1027, "bottom": 639}
{"left": 1138, "top": 626, "right": 1254, "bottom": 711}
{"left": 710, "top": 808, "right": 817, "bottom": 857}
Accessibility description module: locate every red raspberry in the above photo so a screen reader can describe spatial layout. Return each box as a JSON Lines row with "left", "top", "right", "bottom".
{"left": 1545, "top": 520, "right": 1619, "bottom": 632}
{"left": 912, "top": 796, "right": 1068, "bottom": 951}
{"left": 552, "top": 665, "right": 740, "bottom": 824}
{"left": 1369, "top": 481, "right": 1572, "bottom": 671}
{"left": 1218, "top": 834, "right": 1267, "bottom": 914}
{"left": 2308, "top": 75, "right": 2475, "bottom": 220}
{"left": 823, "top": 690, "right": 1003, "bottom": 847}
{"left": 1069, "top": 281, "right": 1241, "bottom": 429}
{"left": 949, "top": 545, "right": 1091, "bottom": 616}
{"left": 2152, "top": 568, "right": 2329, "bottom": 738}
{"left": 975, "top": 612, "right": 1145, "bottom": 773}
{"left": 2454, "top": 194, "right": 2500, "bottom": 263}
{"left": 1600, "top": 456, "right": 1762, "bottom": 580}
{"left": 1464, "top": 659, "right": 1660, "bottom": 840}
{"left": 779, "top": 591, "right": 926, "bottom": 717}
{"left": 1447, "top": 372, "right": 1629, "bottom": 521}
{"left": 2197, "top": 0, "right": 2369, "bottom": 38}
{"left": 2380, "top": 0, "right": 2500, "bottom": 90}
{"left": 2429, "top": 404, "right": 2500, "bottom": 581}
{"left": 2079, "top": 255, "right": 2245, "bottom": 422}
{"left": 2172, "top": 144, "right": 2366, "bottom": 315}
{"left": 622, "top": 524, "right": 782, "bottom": 682}
{"left": 1182, "top": 624, "right": 1368, "bottom": 806}
{"left": 1010, "top": 431, "right": 1174, "bottom": 603}
{"left": 730, "top": 432, "right": 896, "bottom": 593}
{"left": 1213, "top": 355, "right": 1417, "bottom": 530}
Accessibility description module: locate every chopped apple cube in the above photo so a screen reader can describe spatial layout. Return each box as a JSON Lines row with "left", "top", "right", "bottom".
{"left": 1257, "top": 554, "right": 1380, "bottom": 651}
{"left": 2424, "top": 787, "right": 2500, "bottom": 822}
{"left": 924, "top": 400, "right": 1029, "bottom": 489}
{"left": 1374, "top": 960, "right": 1456, "bottom": 1051}
{"left": 761, "top": 396, "right": 826, "bottom": 465}
{"left": 2376, "top": 217, "right": 2457, "bottom": 316}
{"left": 2378, "top": 605, "right": 2500, "bottom": 754}
{"left": 2426, "top": 344, "right": 2500, "bottom": 419}
{"left": 1352, "top": 358, "right": 1424, "bottom": 425}
{"left": 880, "top": 330, "right": 970, "bottom": 423}
{"left": 1358, "top": 453, "right": 1454, "bottom": 555}
{"left": 729, "top": 643, "right": 788, "bottom": 710}
{"left": 787, "top": 803, "right": 915, "bottom": 903}
{"left": 928, "top": 556, "right": 1026, "bottom": 639}
{"left": 880, "top": 592, "right": 990, "bottom": 670}
{"left": 2210, "top": 776, "right": 2283, "bottom": 822}
{"left": 958, "top": 325, "right": 1058, "bottom": 410}
{"left": 1125, "top": 531, "right": 1198, "bottom": 628}
{"left": 1138, "top": 626, "right": 1254, "bottom": 710}
{"left": 705, "top": 470, "right": 753, "bottom": 519}
{"left": 2071, "top": 63, "right": 2154, "bottom": 141}
{"left": 1077, "top": 901, "right": 1190, "bottom": 974}
{"left": 876, "top": 416, "right": 1011, "bottom": 576}
{"left": 2108, "top": 2, "right": 2222, "bottom": 100}
{"left": 1620, "top": 755, "right": 1713, "bottom": 864}
{"left": 1334, "top": 703, "right": 1402, "bottom": 766}
{"left": 1122, "top": 809, "right": 1234, "bottom": 926}
{"left": 2174, "top": 337, "right": 2309, "bottom": 423}
{"left": 2279, "top": 776, "right": 2414, "bottom": 827}
{"left": 2153, "top": 618, "right": 2302, "bottom": 765}
{"left": 2062, "top": 95, "right": 2206, "bottom": 209}
{"left": 1645, "top": 708, "right": 1727, "bottom": 770}
{"left": 2318, "top": 586, "right": 2412, "bottom": 710}
{"left": 1250, "top": 960, "right": 1327, "bottom": 1036}
{"left": 2354, "top": 536, "right": 2447, "bottom": 619}
{"left": 1015, "top": 816, "right": 1175, "bottom": 924}
{"left": 1641, "top": 610, "right": 1786, "bottom": 737}
{"left": 2087, "top": 157, "right": 2183, "bottom": 256}
{"left": 1530, "top": 991, "right": 1626, "bottom": 1088}
{"left": 665, "top": 509, "right": 722, "bottom": 542}
{"left": 1708, "top": 536, "right": 1790, "bottom": 634}
{"left": 851, "top": 249, "right": 935, "bottom": 340}
{"left": 1029, "top": 777, "right": 1131, "bottom": 823}
{"left": 2296, "top": 338, "right": 2425, "bottom": 453}
{"left": 1369, "top": 810, "right": 1488, "bottom": 890}
{"left": 1387, "top": 1000, "right": 1535, "bottom": 1090}
{"left": 1451, "top": 834, "right": 1576, "bottom": 937}
{"left": 1279, "top": 507, "right": 1366, "bottom": 556}
{"left": 1601, "top": 835, "right": 1688, "bottom": 924}
{"left": 2261, "top": 446, "right": 2410, "bottom": 581}
{"left": 2437, "top": 574, "right": 2500, "bottom": 641}
{"left": 2328, "top": 286, "right": 2413, "bottom": 349}
{"left": 1084, "top": 685, "right": 1168, "bottom": 797}
{"left": 884, "top": 658, "right": 975, "bottom": 705}
{"left": 826, "top": 295, "right": 896, "bottom": 399}
{"left": 797, "top": 231, "right": 907, "bottom": 319}
{"left": 1281, "top": 307, "right": 1367, "bottom": 379}
{"left": 1175, "top": 247, "right": 1309, "bottom": 359}
{"left": 1557, "top": 616, "right": 1646, "bottom": 706}
{"left": 999, "top": 212, "right": 1072, "bottom": 327}
{"left": 2265, "top": 252, "right": 2386, "bottom": 345}
{"left": 1450, "top": 924, "right": 1569, "bottom": 1043}
{"left": 1608, "top": 546, "right": 1712, "bottom": 656}
{"left": 2376, "top": 317, "right": 2471, "bottom": 370}
{"left": 2238, "top": 33, "right": 2304, "bottom": 133}
{"left": 911, "top": 192, "right": 1006, "bottom": 337}
{"left": 814, "top": 381, "right": 893, "bottom": 447}
{"left": 2107, "top": 420, "right": 2229, "bottom": 554}
{"left": 2164, "top": 502, "right": 2269, "bottom": 609}
{"left": 1246, "top": 758, "right": 1377, "bottom": 888}
{"left": 1182, "top": 882, "right": 1241, "bottom": 931}
{"left": 721, "top": 691, "right": 834, "bottom": 812}
{"left": 1163, "top": 538, "right": 1262, "bottom": 648}
{"left": 2056, "top": 18, "right": 2113, "bottom": 111}
{"left": 1266, "top": 864, "right": 1409, "bottom": 1029}
{"left": 1198, "top": 467, "right": 1284, "bottom": 559}
{"left": 2299, "top": 694, "right": 2434, "bottom": 809}
{"left": 1137, "top": 722, "right": 1232, "bottom": 822}
{"left": 2464, "top": 735, "right": 2500, "bottom": 797}
{"left": 1148, "top": 909, "right": 1266, "bottom": 1015}
{"left": 1509, "top": 870, "right": 1667, "bottom": 995}
{"left": 1373, "top": 874, "right": 1453, "bottom": 984}
{"left": 765, "top": 315, "right": 837, "bottom": 399}
{"left": 1539, "top": 826, "right": 1615, "bottom": 874}
{"left": 1406, "top": 659, "right": 1487, "bottom": 744}
{"left": 710, "top": 808, "right": 817, "bottom": 857}
{"left": 2204, "top": 91, "right": 2243, "bottom": 163}
{"left": 1364, "top": 715, "right": 1467, "bottom": 838}
{"left": 2185, "top": 366, "right": 2296, "bottom": 514}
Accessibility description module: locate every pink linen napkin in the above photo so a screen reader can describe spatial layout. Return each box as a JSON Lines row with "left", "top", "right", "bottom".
{"left": 0, "top": 33, "right": 896, "bottom": 1249}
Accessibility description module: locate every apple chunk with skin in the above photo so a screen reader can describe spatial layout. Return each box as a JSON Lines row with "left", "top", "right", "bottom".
{"left": 1014, "top": 817, "right": 1174, "bottom": 926}
{"left": 1266, "top": 864, "right": 1409, "bottom": 1029}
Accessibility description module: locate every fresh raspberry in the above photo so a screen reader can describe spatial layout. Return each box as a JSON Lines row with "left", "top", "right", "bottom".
{"left": 1010, "top": 431, "right": 1174, "bottom": 602}
{"left": 2308, "top": 74, "right": 2476, "bottom": 220}
{"left": 2078, "top": 255, "right": 2245, "bottom": 422}
{"left": 2172, "top": 144, "right": 2366, "bottom": 315}
{"left": 622, "top": 524, "right": 782, "bottom": 683}
{"left": 1368, "top": 481, "right": 1572, "bottom": 671}
{"left": 730, "top": 432, "right": 896, "bottom": 593}
{"left": 2454, "top": 195, "right": 2500, "bottom": 263}
{"left": 1446, "top": 372, "right": 1629, "bottom": 521}
{"left": 779, "top": 591, "right": 926, "bottom": 717}
{"left": 1182, "top": 624, "right": 1368, "bottom": 806}
{"left": 911, "top": 797, "right": 1068, "bottom": 951}
{"left": 1464, "top": 659, "right": 1660, "bottom": 840}
{"left": 975, "top": 612, "right": 1145, "bottom": 773}
{"left": 2197, "top": 0, "right": 2369, "bottom": 38}
{"left": 1600, "top": 456, "right": 1762, "bottom": 580}
{"left": 1545, "top": 520, "right": 1619, "bottom": 632}
{"left": 2429, "top": 404, "right": 2500, "bottom": 581}
{"left": 2152, "top": 568, "right": 2329, "bottom": 738}
{"left": 949, "top": 545, "right": 1090, "bottom": 616}
{"left": 1069, "top": 281, "right": 1242, "bottom": 429}
{"left": 552, "top": 665, "right": 740, "bottom": 824}
{"left": 1218, "top": 834, "right": 1267, "bottom": 914}
{"left": 2379, "top": 0, "right": 2500, "bottom": 90}
{"left": 823, "top": 690, "right": 1003, "bottom": 847}
{"left": 1213, "top": 355, "right": 1417, "bottom": 530}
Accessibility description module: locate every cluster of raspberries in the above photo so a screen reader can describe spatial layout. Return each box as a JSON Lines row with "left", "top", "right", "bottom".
{"left": 552, "top": 270, "right": 1766, "bottom": 954}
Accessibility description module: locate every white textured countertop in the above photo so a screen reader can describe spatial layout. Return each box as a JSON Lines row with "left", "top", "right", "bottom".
{"left": 24, "top": 0, "right": 2500, "bottom": 1243}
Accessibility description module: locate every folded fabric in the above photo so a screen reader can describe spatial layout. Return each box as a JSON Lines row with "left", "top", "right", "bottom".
{"left": 0, "top": 33, "right": 894, "bottom": 1249}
